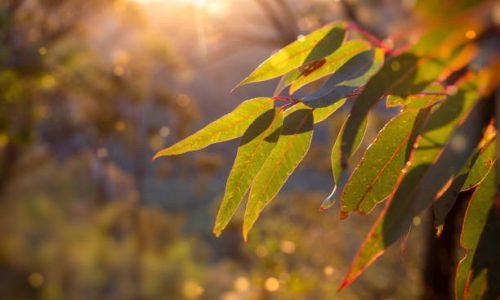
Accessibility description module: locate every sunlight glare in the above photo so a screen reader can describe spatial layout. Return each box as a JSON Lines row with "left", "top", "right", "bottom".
{"left": 132, "top": 0, "right": 207, "bottom": 8}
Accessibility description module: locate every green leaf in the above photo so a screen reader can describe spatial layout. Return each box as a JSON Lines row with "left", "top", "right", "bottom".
{"left": 340, "top": 53, "right": 447, "bottom": 169}
{"left": 312, "top": 99, "right": 346, "bottom": 123}
{"left": 153, "top": 98, "right": 273, "bottom": 158}
{"left": 237, "top": 23, "right": 346, "bottom": 87}
{"left": 461, "top": 167, "right": 496, "bottom": 250}
{"left": 461, "top": 136, "right": 496, "bottom": 191}
{"left": 288, "top": 40, "right": 372, "bottom": 94}
{"left": 243, "top": 106, "right": 314, "bottom": 240}
{"left": 302, "top": 48, "right": 384, "bottom": 108}
{"left": 320, "top": 115, "right": 367, "bottom": 211}
{"left": 304, "top": 85, "right": 359, "bottom": 108}
{"left": 213, "top": 108, "right": 283, "bottom": 237}
{"left": 386, "top": 83, "right": 446, "bottom": 109}
{"left": 404, "top": 97, "right": 492, "bottom": 229}
{"left": 340, "top": 78, "right": 482, "bottom": 289}
{"left": 433, "top": 135, "right": 496, "bottom": 235}
{"left": 456, "top": 165, "right": 499, "bottom": 300}
{"left": 341, "top": 108, "right": 427, "bottom": 215}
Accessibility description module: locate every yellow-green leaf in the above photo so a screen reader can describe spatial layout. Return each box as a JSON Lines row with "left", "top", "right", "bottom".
{"left": 312, "top": 99, "right": 347, "bottom": 123}
{"left": 340, "top": 52, "right": 451, "bottom": 170}
{"left": 213, "top": 108, "right": 283, "bottom": 237}
{"left": 302, "top": 48, "right": 385, "bottom": 108}
{"left": 243, "top": 106, "right": 314, "bottom": 240}
{"left": 461, "top": 136, "right": 496, "bottom": 191}
{"left": 237, "top": 23, "right": 346, "bottom": 87}
{"left": 340, "top": 77, "right": 482, "bottom": 289}
{"left": 153, "top": 98, "right": 273, "bottom": 158}
{"left": 289, "top": 40, "right": 372, "bottom": 94}
{"left": 342, "top": 108, "right": 427, "bottom": 215}
{"left": 320, "top": 115, "right": 367, "bottom": 211}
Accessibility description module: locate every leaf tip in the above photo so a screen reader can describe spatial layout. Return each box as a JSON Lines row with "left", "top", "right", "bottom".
{"left": 152, "top": 151, "right": 164, "bottom": 161}
{"left": 242, "top": 225, "right": 249, "bottom": 243}
{"left": 338, "top": 278, "right": 351, "bottom": 292}
{"left": 339, "top": 210, "right": 349, "bottom": 220}
{"left": 320, "top": 188, "right": 337, "bottom": 211}
{"left": 232, "top": 76, "right": 252, "bottom": 92}
{"left": 212, "top": 227, "right": 222, "bottom": 238}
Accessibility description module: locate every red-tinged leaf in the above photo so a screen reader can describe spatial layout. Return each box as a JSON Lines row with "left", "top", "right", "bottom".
{"left": 289, "top": 40, "right": 373, "bottom": 94}
{"left": 243, "top": 106, "right": 314, "bottom": 240}
{"left": 340, "top": 77, "right": 483, "bottom": 289}
{"left": 342, "top": 108, "right": 428, "bottom": 215}
{"left": 406, "top": 98, "right": 492, "bottom": 231}
{"left": 237, "top": 23, "right": 346, "bottom": 87}
{"left": 213, "top": 108, "right": 283, "bottom": 237}
{"left": 339, "top": 53, "right": 422, "bottom": 168}
{"left": 153, "top": 98, "right": 273, "bottom": 158}
{"left": 433, "top": 134, "right": 496, "bottom": 235}
{"left": 302, "top": 48, "right": 384, "bottom": 108}
{"left": 386, "top": 82, "right": 447, "bottom": 109}
{"left": 461, "top": 135, "right": 497, "bottom": 191}
{"left": 320, "top": 116, "right": 367, "bottom": 211}
{"left": 456, "top": 164, "right": 499, "bottom": 300}
{"left": 340, "top": 49, "right": 463, "bottom": 169}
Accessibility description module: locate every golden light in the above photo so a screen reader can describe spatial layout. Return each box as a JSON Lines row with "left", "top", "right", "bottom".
{"left": 131, "top": 0, "right": 207, "bottom": 8}
{"left": 264, "top": 277, "right": 280, "bottom": 292}
{"left": 131, "top": 0, "right": 227, "bottom": 14}
{"left": 465, "top": 30, "right": 477, "bottom": 40}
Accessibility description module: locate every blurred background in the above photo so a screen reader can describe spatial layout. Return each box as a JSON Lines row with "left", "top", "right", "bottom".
{"left": 1, "top": 0, "right": 495, "bottom": 299}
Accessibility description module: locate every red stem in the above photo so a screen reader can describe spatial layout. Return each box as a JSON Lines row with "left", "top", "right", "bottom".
{"left": 348, "top": 22, "right": 393, "bottom": 54}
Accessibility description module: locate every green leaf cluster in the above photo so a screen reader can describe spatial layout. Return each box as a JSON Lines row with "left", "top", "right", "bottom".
{"left": 155, "top": 15, "right": 498, "bottom": 299}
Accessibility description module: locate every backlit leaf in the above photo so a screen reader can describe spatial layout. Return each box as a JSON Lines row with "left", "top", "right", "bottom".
{"left": 461, "top": 136, "right": 496, "bottom": 191}
{"left": 153, "top": 98, "right": 273, "bottom": 158}
{"left": 243, "top": 107, "right": 314, "bottom": 240}
{"left": 312, "top": 99, "right": 347, "bottom": 123}
{"left": 342, "top": 108, "right": 427, "bottom": 215}
{"left": 302, "top": 48, "right": 385, "bottom": 108}
{"left": 340, "top": 52, "right": 450, "bottom": 169}
{"left": 433, "top": 134, "right": 496, "bottom": 235}
{"left": 407, "top": 97, "right": 492, "bottom": 230}
{"left": 386, "top": 83, "right": 446, "bottom": 109}
{"left": 237, "top": 23, "right": 346, "bottom": 87}
{"left": 288, "top": 40, "right": 372, "bottom": 94}
{"left": 340, "top": 77, "right": 483, "bottom": 289}
{"left": 456, "top": 165, "right": 499, "bottom": 300}
{"left": 213, "top": 108, "right": 283, "bottom": 237}
{"left": 320, "top": 115, "right": 367, "bottom": 210}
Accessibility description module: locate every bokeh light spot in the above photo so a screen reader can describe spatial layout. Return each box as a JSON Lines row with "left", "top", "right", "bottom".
{"left": 234, "top": 276, "right": 250, "bottom": 292}
{"left": 183, "top": 280, "right": 204, "bottom": 299}
{"left": 159, "top": 126, "right": 171, "bottom": 137}
{"left": 465, "top": 30, "right": 477, "bottom": 40}
{"left": 280, "top": 240, "right": 296, "bottom": 254}
{"left": 323, "top": 265, "right": 335, "bottom": 276}
{"left": 28, "top": 272, "right": 44, "bottom": 288}
{"left": 264, "top": 277, "right": 280, "bottom": 292}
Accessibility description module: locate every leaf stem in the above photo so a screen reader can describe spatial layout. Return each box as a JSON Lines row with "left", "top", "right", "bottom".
{"left": 348, "top": 22, "right": 393, "bottom": 54}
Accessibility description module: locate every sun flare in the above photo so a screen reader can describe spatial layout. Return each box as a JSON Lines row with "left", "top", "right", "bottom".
{"left": 132, "top": 0, "right": 207, "bottom": 7}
